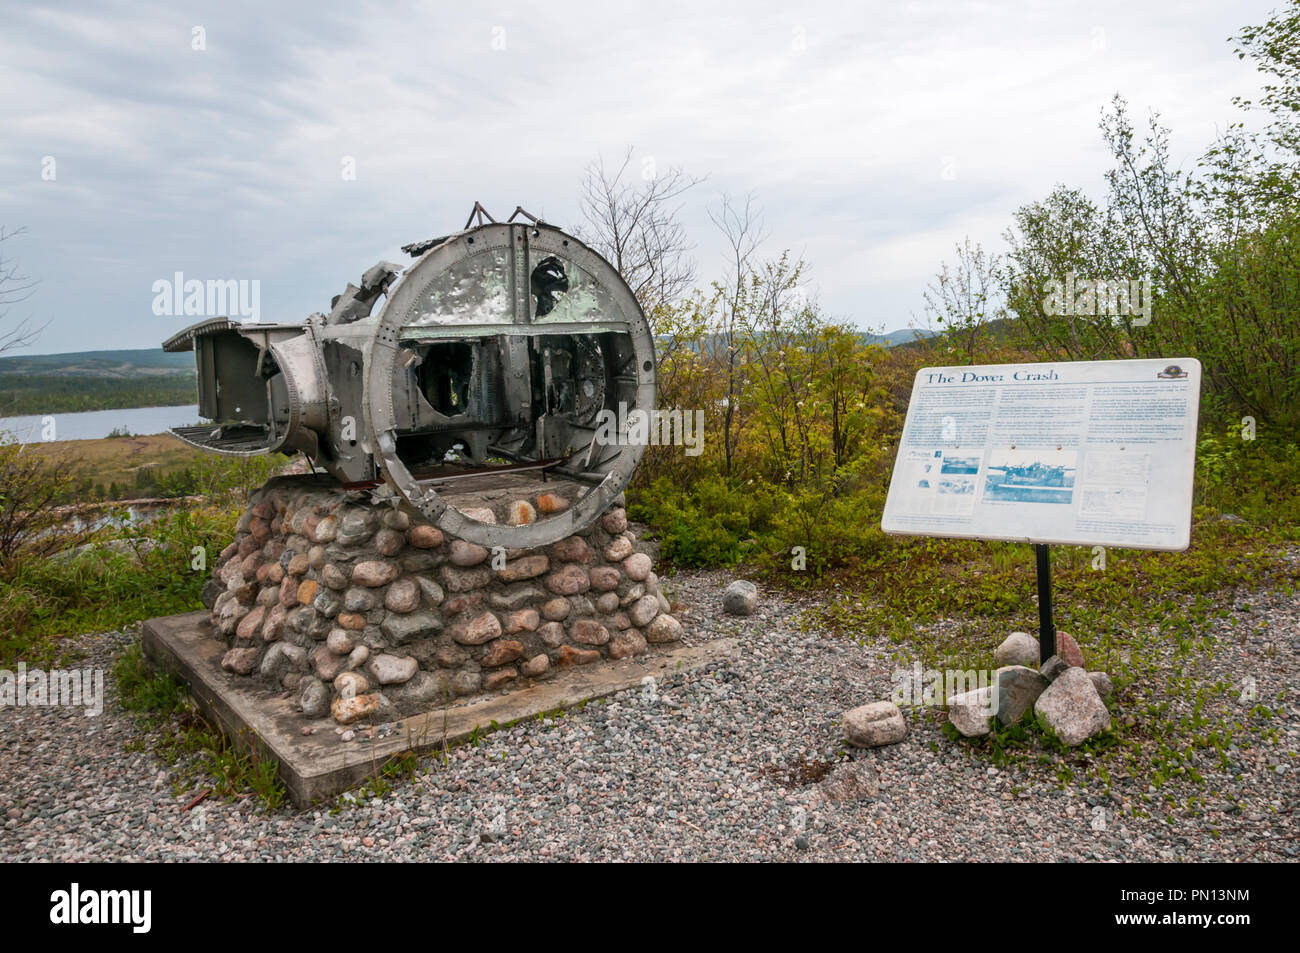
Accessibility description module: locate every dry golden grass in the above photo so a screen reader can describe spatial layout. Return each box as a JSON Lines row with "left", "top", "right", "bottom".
{"left": 26, "top": 433, "right": 205, "bottom": 493}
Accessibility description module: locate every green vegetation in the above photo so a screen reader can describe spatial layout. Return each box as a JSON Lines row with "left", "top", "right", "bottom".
{"left": 0, "top": 347, "right": 195, "bottom": 416}
{"left": 18, "top": 432, "right": 281, "bottom": 504}
{"left": 0, "top": 449, "right": 275, "bottom": 667}
{"left": 624, "top": 3, "right": 1300, "bottom": 805}
{"left": 629, "top": 252, "right": 900, "bottom": 573}
{"left": 0, "top": 373, "right": 195, "bottom": 416}
{"left": 0, "top": 347, "right": 195, "bottom": 375}
{"left": 0, "top": 506, "right": 237, "bottom": 667}
{"left": 115, "top": 641, "right": 189, "bottom": 719}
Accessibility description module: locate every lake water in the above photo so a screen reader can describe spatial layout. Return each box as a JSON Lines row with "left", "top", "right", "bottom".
{"left": 0, "top": 405, "right": 201, "bottom": 442}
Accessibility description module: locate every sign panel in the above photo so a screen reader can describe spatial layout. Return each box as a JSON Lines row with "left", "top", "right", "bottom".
{"left": 881, "top": 358, "right": 1201, "bottom": 551}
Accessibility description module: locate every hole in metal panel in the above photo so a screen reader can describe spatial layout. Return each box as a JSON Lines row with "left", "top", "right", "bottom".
{"left": 530, "top": 256, "right": 569, "bottom": 317}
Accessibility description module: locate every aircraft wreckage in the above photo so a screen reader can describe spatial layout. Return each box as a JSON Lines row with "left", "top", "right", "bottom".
{"left": 162, "top": 206, "right": 657, "bottom": 548}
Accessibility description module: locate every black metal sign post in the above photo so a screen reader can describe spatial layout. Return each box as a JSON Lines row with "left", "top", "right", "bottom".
{"left": 1035, "top": 543, "right": 1057, "bottom": 664}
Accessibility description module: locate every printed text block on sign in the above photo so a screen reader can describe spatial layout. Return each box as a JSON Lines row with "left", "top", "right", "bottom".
{"left": 880, "top": 358, "right": 1201, "bottom": 551}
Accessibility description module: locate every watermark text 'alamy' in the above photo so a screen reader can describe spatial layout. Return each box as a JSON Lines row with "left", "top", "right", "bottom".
{"left": 593, "top": 402, "right": 704, "bottom": 457}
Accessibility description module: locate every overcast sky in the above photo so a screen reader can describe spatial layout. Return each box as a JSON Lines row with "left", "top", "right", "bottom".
{"left": 0, "top": 0, "right": 1280, "bottom": 354}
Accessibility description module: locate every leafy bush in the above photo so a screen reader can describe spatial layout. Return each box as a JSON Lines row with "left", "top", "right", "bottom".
{"left": 0, "top": 502, "right": 240, "bottom": 666}
{"left": 0, "top": 434, "right": 91, "bottom": 569}
{"left": 114, "top": 642, "right": 187, "bottom": 717}
{"left": 1195, "top": 420, "right": 1300, "bottom": 531}
{"left": 149, "top": 452, "right": 282, "bottom": 500}
{"left": 630, "top": 475, "right": 777, "bottom": 567}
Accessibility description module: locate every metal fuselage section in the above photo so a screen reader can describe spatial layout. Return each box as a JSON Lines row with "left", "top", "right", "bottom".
{"left": 163, "top": 221, "right": 657, "bottom": 547}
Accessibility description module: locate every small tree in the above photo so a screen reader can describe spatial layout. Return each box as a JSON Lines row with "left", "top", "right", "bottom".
{"left": 0, "top": 437, "right": 88, "bottom": 570}
{"left": 921, "top": 237, "right": 1006, "bottom": 364}
{"left": 708, "top": 192, "right": 766, "bottom": 477}
{"left": 0, "top": 226, "right": 42, "bottom": 355}
{"left": 0, "top": 225, "right": 86, "bottom": 569}
{"left": 577, "top": 148, "right": 702, "bottom": 315}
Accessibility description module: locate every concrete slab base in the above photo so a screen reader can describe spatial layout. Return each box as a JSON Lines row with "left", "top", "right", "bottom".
{"left": 142, "top": 611, "right": 740, "bottom": 808}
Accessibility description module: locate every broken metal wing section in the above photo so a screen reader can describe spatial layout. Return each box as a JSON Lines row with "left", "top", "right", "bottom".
{"left": 164, "top": 318, "right": 326, "bottom": 460}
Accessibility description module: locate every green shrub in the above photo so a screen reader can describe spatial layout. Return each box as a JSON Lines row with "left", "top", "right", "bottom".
{"left": 629, "top": 475, "right": 778, "bottom": 567}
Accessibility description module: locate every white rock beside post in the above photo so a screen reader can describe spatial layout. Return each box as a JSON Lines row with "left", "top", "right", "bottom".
{"left": 994, "top": 631, "right": 1040, "bottom": 667}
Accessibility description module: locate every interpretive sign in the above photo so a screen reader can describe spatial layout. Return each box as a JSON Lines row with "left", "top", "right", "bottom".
{"left": 882, "top": 358, "right": 1202, "bottom": 551}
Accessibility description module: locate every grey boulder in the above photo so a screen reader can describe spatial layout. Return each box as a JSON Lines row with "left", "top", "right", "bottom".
{"left": 994, "top": 665, "right": 1049, "bottom": 726}
{"left": 722, "top": 580, "right": 759, "bottom": 616}
{"left": 1039, "top": 654, "right": 1070, "bottom": 681}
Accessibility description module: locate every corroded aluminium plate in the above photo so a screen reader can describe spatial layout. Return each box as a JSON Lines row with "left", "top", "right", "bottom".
{"left": 364, "top": 222, "right": 657, "bottom": 549}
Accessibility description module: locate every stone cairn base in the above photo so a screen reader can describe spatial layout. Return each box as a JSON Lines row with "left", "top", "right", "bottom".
{"left": 203, "top": 475, "right": 684, "bottom": 726}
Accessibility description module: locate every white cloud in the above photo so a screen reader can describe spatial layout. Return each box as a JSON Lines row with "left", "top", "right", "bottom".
{"left": 0, "top": 0, "right": 1279, "bottom": 351}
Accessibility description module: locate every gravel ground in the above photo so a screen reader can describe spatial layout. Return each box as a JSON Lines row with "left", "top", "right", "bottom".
{"left": 2, "top": 568, "right": 1296, "bottom": 862}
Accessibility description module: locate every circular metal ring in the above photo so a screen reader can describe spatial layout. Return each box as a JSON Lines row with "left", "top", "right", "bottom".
{"left": 364, "top": 222, "right": 656, "bottom": 549}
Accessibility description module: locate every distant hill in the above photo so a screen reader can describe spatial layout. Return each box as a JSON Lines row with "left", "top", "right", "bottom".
{"left": 0, "top": 347, "right": 195, "bottom": 417}
{"left": 863, "top": 328, "right": 937, "bottom": 347}
{"left": 678, "top": 326, "right": 938, "bottom": 356}
{"left": 0, "top": 348, "right": 193, "bottom": 378}
{"left": 890, "top": 316, "right": 1024, "bottom": 352}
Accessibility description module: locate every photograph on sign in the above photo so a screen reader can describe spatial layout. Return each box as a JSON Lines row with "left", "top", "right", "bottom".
{"left": 881, "top": 358, "right": 1202, "bottom": 551}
